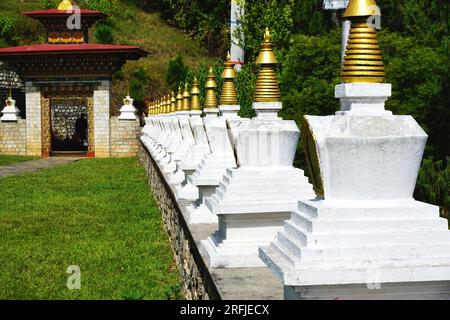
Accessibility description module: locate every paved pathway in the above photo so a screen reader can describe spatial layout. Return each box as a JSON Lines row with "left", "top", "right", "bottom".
{"left": 0, "top": 157, "right": 83, "bottom": 178}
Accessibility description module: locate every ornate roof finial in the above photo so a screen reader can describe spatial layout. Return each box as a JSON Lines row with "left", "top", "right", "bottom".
{"left": 254, "top": 28, "right": 281, "bottom": 102}
{"left": 341, "top": 0, "right": 385, "bottom": 83}
{"left": 204, "top": 66, "right": 218, "bottom": 109}
{"left": 57, "top": 0, "right": 73, "bottom": 11}
{"left": 182, "top": 83, "right": 191, "bottom": 111}
{"left": 176, "top": 85, "right": 183, "bottom": 111}
{"left": 190, "top": 78, "right": 201, "bottom": 111}
{"left": 219, "top": 52, "right": 238, "bottom": 106}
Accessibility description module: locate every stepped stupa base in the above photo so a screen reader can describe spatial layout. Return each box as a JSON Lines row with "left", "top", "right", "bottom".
{"left": 184, "top": 202, "right": 218, "bottom": 225}
{"left": 200, "top": 167, "right": 315, "bottom": 268}
{"left": 259, "top": 198, "right": 450, "bottom": 298}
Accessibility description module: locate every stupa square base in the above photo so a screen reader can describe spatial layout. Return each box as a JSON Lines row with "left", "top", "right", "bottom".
{"left": 200, "top": 211, "right": 290, "bottom": 268}
{"left": 259, "top": 199, "right": 450, "bottom": 289}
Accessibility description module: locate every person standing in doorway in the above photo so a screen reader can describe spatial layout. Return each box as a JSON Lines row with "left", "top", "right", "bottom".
{"left": 74, "top": 113, "right": 88, "bottom": 148}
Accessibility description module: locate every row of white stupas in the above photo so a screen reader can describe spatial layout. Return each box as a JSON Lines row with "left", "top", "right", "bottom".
{"left": 140, "top": 1, "right": 450, "bottom": 299}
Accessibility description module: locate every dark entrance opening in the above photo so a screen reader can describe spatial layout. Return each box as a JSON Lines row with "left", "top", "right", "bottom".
{"left": 50, "top": 98, "right": 88, "bottom": 156}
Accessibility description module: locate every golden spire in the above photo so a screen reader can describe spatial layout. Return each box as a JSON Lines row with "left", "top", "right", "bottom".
{"left": 161, "top": 97, "right": 167, "bottom": 114}
{"left": 57, "top": 0, "right": 73, "bottom": 10}
{"left": 165, "top": 94, "right": 171, "bottom": 113}
{"left": 204, "top": 67, "right": 218, "bottom": 109}
{"left": 182, "top": 83, "right": 190, "bottom": 111}
{"left": 176, "top": 86, "right": 183, "bottom": 111}
{"left": 219, "top": 52, "right": 238, "bottom": 106}
{"left": 341, "top": 0, "right": 385, "bottom": 83}
{"left": 190, "top": 78, "right": 201, "bottom": 111}
{"left": 158, "top": 98, "right": 165, "bottom": 114}
{"left": 254, "top": 28, "right": 281, "bottom": 102}
{"left": 170, "top": 91, "right": 177, "bottom": 113}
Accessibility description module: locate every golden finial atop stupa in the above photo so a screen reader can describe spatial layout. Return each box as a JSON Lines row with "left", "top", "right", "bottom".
{"left": 204, "top": 67, "right": 218, "bottom": 109}
{"left": 182, "top": 83, "right": 191, "bottom": 111}
{"left": 170, "top": 91, "right": 177, "bottom": 113}
{"left": 5, "top": 88, "right": 13, "bottom": 106}
{"left": 57, "top": 0, "right": 73, "bottom": 10}
{"left": 341, "top": 0, "right": 385, "bottom": 83}
{"left": 165, "top": 94, "right": 171, "bottom": 113}
{"left": 161, "top": 97, "right": 167, "bottom": 114}
{"left": 254, "top": 28, "right": 281, "bottom": 102}
{"left": 343, "top": 0, "right": 379, "bottom": 18}
{"left": 176, "top": 85, "right": 183, "bottom": 111}
{"left": 190, "top": 78, "right": 201, "bottom": 111}
{"left": 219, "top": 52, "right": 238, "bottom": 106}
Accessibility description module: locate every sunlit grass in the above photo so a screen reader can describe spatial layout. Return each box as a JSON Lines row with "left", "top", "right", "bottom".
{"left": 0, "top": 158, "right": 181, "bottom": 300}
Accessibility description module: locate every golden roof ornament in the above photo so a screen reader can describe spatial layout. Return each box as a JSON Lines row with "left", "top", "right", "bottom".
{"left": 219, "top": 52, "right": 239, "bottom": 106}
{"left": 176, "top": 86, "right": 183, "bottom": 111}
{"left": 254, "top": 28, "right": 281, "bottom": 102}
{"left": 57, "top": 0, "right": 73, "bottom": 10}
{"left": 341, "top": 0, "right": 385, "bottom": 83}
{"left": 182, "top": 83, "right": 191, "bottom": 111}
{"left": 170, "top": 91, "right": 177, "bottom": 113}
{"left": 190, "top": 78, "right": 201, "bottom": 111}
{"left": 204, "top": 67, "right": 218, "bottom": 109}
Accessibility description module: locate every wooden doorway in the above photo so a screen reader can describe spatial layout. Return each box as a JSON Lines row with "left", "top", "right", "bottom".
{"left": 41, "top": 96, "right": 95, "bottom": 157}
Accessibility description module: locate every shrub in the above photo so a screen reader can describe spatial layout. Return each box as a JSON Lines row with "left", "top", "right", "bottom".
{"left": 129, "top": 67, "right": 150, "bottom": 112}
{"left": 236, "top": 65, "right": 256, "bottom": 118}
{"left": 165, "top": 54, "right": 189, "bottom": 91}
{"left": 94, "top": 24, "right": 114, "bottom": 44}
{"left": 0, "top": 16, "right": 16, "bottom": 37}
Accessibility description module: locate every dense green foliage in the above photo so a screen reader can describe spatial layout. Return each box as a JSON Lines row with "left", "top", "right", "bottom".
{"left": 166, "top": 54, "right": 190, "bottom": 92}
{"left": 130, "top": 67, "right": 151, "bottom": 112}
{"left": 94, "top": 24, "right": 114, "bottom": 44}
{"left": 415, "top": 157, "right": 449, "bottom": 224}
{"left": 0, "top": 158, "right": 182, "bottom": 299}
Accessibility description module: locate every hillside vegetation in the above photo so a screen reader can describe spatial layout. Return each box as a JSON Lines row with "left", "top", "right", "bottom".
{"left": 0, "top": 0, "right": 218, "bottom": 107}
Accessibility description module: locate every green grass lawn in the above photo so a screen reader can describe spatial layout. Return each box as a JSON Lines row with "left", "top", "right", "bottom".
{"left": 0, "top": 158, "right": 181, "bottom": 300}
{"left": 0, "top": 155, "right": 38, "bottom": 166}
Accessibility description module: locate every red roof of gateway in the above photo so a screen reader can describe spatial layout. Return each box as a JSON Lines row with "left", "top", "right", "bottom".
{"left": 22, "top": 9, "right": 107, "bottom": 18}
{"left": 0, "top": 44, "right": 148, "bottom": 58}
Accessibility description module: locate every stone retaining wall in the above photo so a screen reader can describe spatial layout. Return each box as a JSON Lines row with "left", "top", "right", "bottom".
{"left": 111, "top": 118, "right": 141, "bottom": 157}
{"left": 0, "top": 119, "right": 27, "bottom": 155}
{"left": 138, "top": 142, "right": 221, "bottom": 300}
